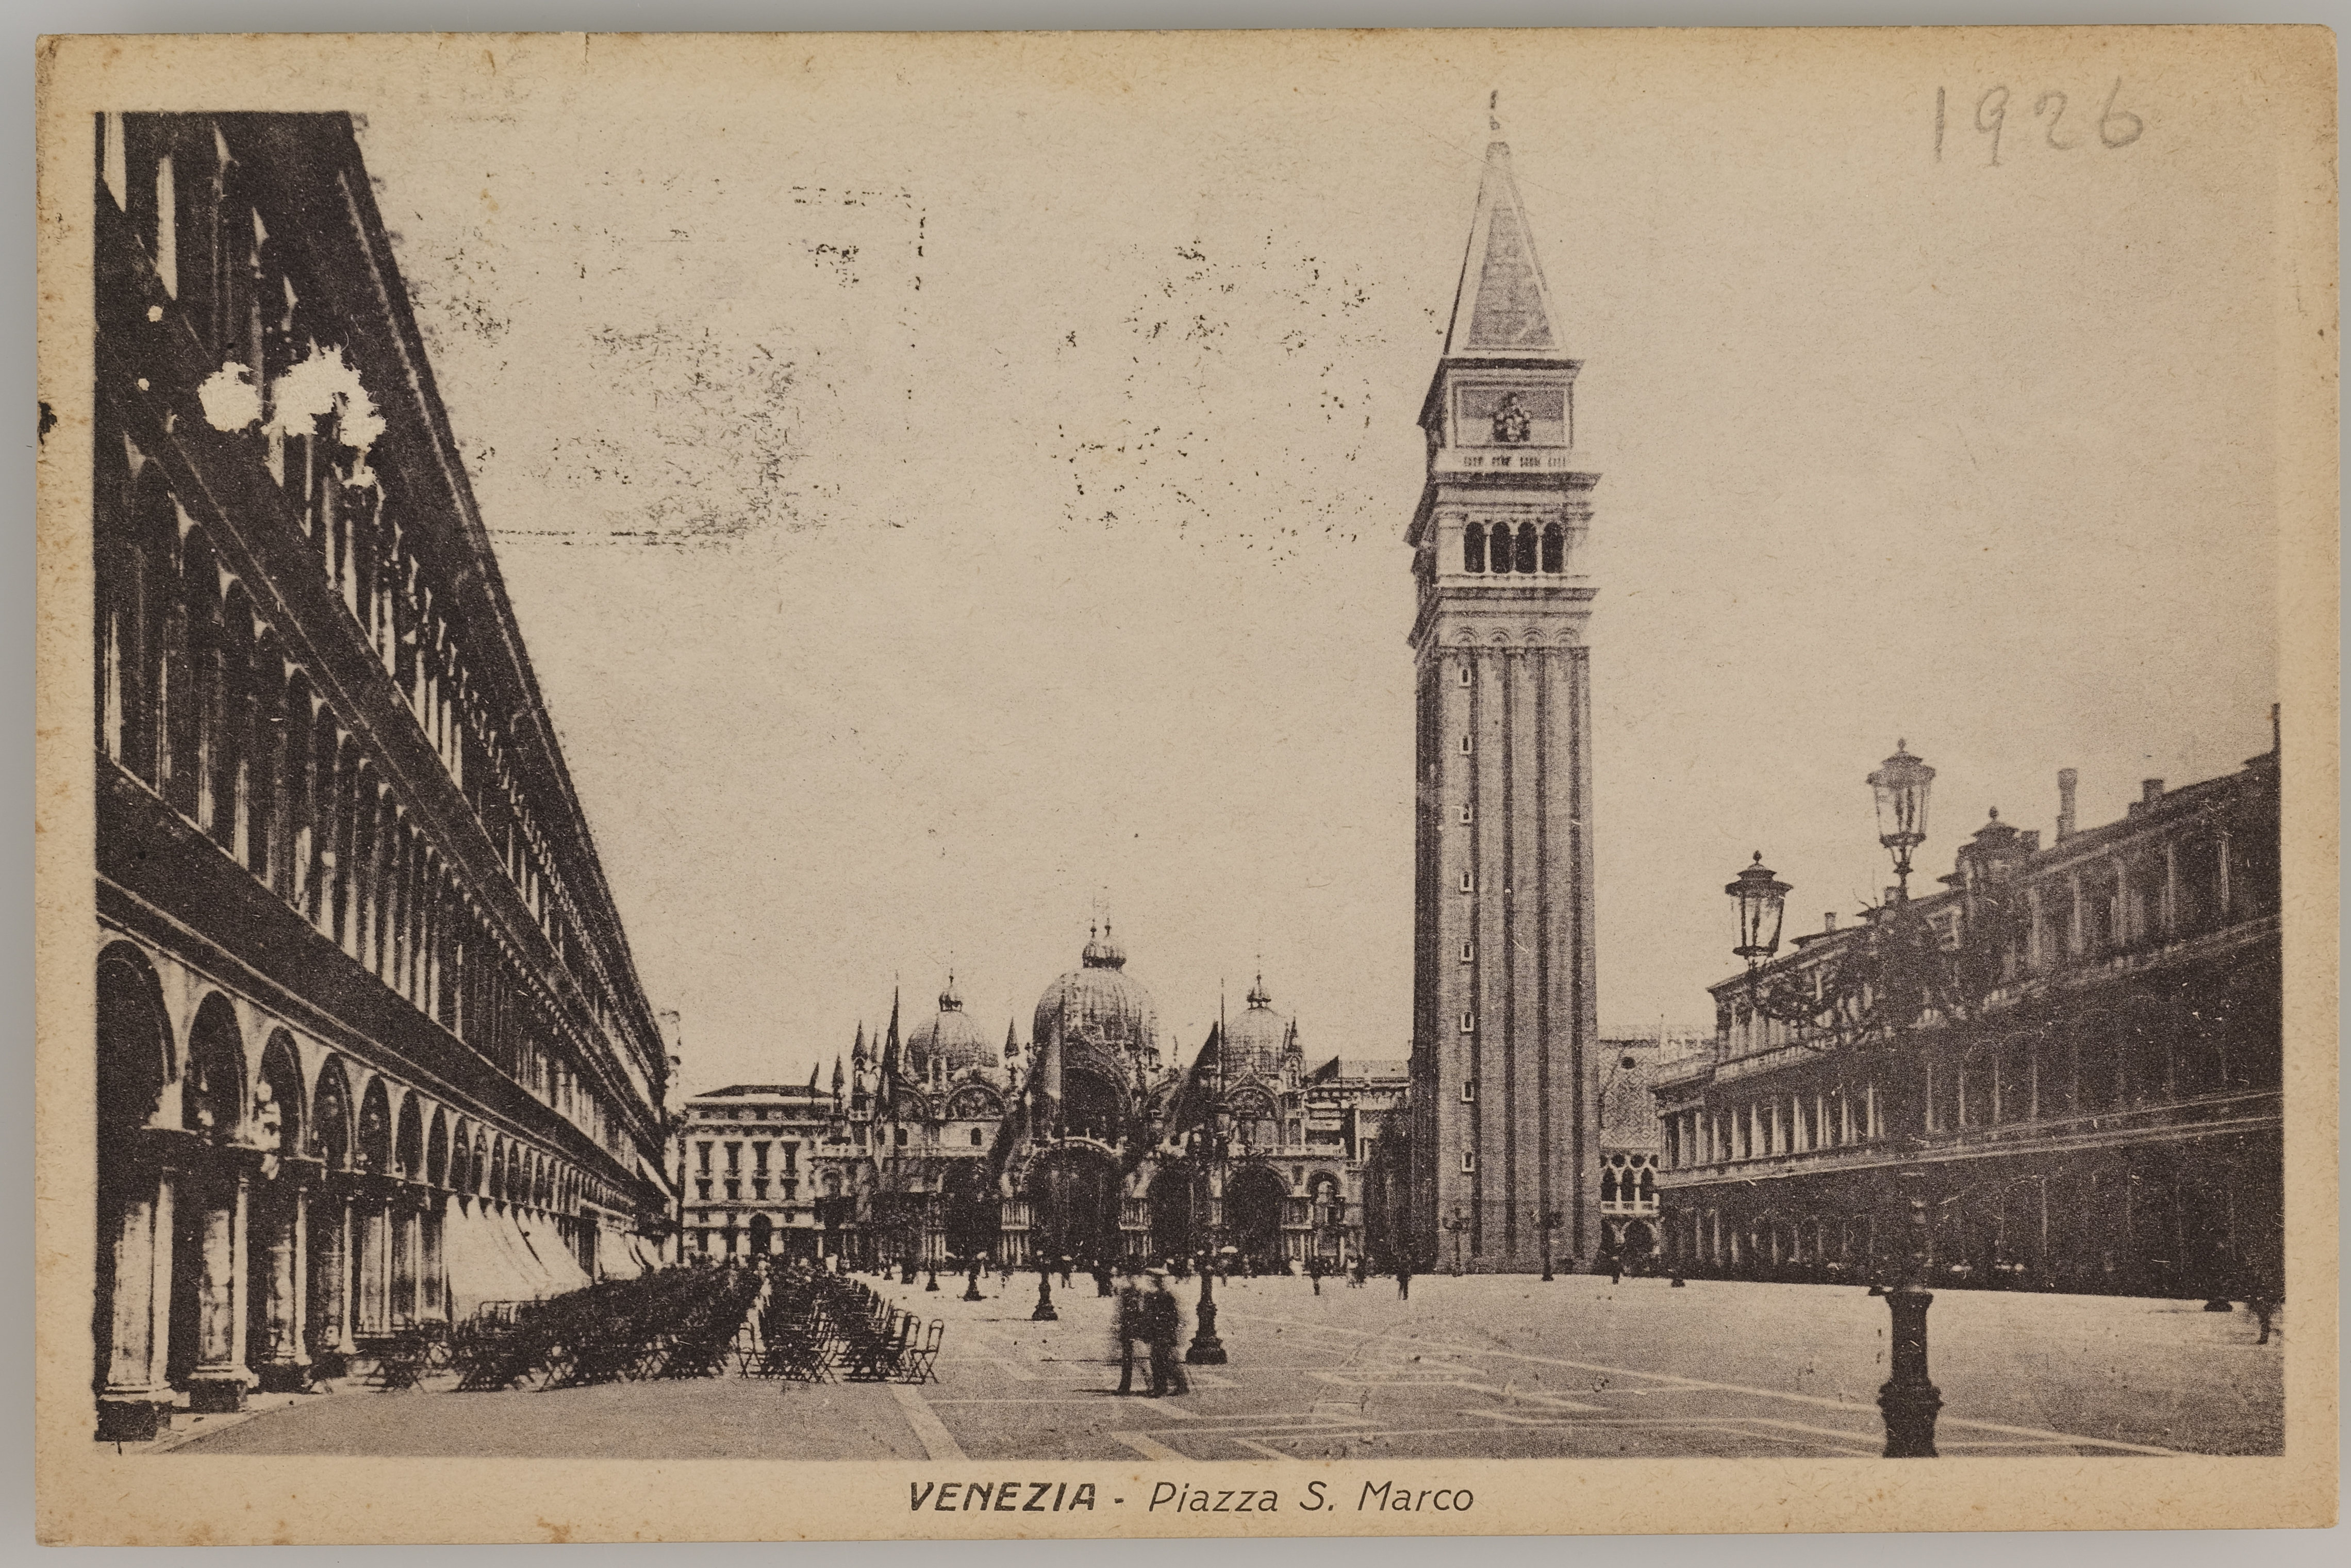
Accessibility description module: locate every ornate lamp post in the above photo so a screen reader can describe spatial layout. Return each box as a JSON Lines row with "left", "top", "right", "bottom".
{"left": 1877, "top": 1167, "right": 1943, "bottom": 1457}
{"left": 1185, "top": 1117, "right": 1230, "bottom": 1365}
{"left": 1031, "top": 1252, "right": 1058, "bottom": 1322}
{"left": 1868, "top": 740, "right": 1936, "bottom": 903}
{"left": 1444, "top": 1206, "right": 1468, "bottom": 1275}
{"left": 1725, "top": 739, "right": 1945, "bottom": 1458}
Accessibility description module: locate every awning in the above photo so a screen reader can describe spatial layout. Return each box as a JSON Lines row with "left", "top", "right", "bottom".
{"left": 598, "top": 1226, "right": 644, "bottom": 1281}
{"left": 521, "top": 1212, "right": 592, "bottom": 1296}
{"left": 448, "top": 1199, "right": 545, "bottom": 1318}
{"left": 484, "top": 1205, "right": 555, "bottom": 1299}
{"left": 498, "top": 1208, "right": 568, "bottom": 1298}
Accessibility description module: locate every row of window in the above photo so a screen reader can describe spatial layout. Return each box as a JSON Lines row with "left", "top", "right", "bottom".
{"left": 1461, "top": 521, "right": 1568, "bottom": 575}
{"left": 94, "top": 491, "right": 635, "bottom": 1165}
{"left": 1682, "top": 998, "right": 2279, "bottom": 1168}
{"left": 109, "top": 116, "right": 603, "bottom": 996}
{"left": 694, "top": 1104, "right": 827, "bottom": 1123}
{"left": 98, "top": 113, "right": 651, "bottom": 1129}
{"left": 694, "top": 1179, "right": 797, "bottom": 1201}
{"left": 693, "top": 1140, "right": 802, "bottom": 1175}
{"left": 1723, "top": 822, "right": 2277, "bottom": 1059}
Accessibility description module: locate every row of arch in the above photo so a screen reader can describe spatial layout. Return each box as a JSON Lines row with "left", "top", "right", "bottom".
{"left": 1658, "top": 1138, "right": 2279, "bottom": 1298}
{"left": 100, "top": 940, "right": 608, "bottom": 1218}
{"left": 1598, "top": 1164, "right": 1656, "bottom": 1206}
{"left": 1670, "top": 979, "right": 2281, "bottom": 1173}
{"left": 1462, "top": 520, "right": 1566, "bottom": 575}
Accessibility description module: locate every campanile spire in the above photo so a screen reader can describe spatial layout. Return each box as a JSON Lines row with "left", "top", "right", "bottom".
{"left": 1406, "top": 135, "right": 1600, "bottom": 1274}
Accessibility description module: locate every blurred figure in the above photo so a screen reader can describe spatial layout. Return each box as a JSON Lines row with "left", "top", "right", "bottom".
{"left": 1142, "top": 1271, "right": 1188, "bottom": 1397}
{"left": 2245, "top": 1259, "right": 2283, "bottom": 1345}
{"left": 1113, "top": 1270, "right": 1145, "bottom": 1394}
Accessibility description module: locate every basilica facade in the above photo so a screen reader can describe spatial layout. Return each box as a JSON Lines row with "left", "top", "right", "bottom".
{"left": 676, "top": 928, "right": 1410, "bottom": 1273}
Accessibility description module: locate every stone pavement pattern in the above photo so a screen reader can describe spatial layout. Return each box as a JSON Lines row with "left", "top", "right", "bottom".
{"left": 171, "top": 1275, "right": 2282, "bottom": 1460}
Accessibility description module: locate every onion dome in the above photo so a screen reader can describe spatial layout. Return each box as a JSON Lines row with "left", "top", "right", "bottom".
{"left": 1033, "top": 922, "right": 1160, "bottom": 1060}
{"left": 1222, "top": 973, "right": 1293, "bottom": 1079}
{"left": 905, "top": 973, "right": 995, "bottom": 1077}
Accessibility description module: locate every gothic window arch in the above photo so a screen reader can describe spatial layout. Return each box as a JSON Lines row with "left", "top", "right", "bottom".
{"left": 1542, "top": 522, "right": 1564, "bottom": 573}
{"left": 312, "top": 1057, "right": 354, "bottom": 1171}
{"left": 181, "top": 992, "right": 246, "bottom": 1142}
{"left": 1462, "top": 521, "right": 1485, "bottom": 573}
{"left": 255, "top": 1029, "right": 305, "bottom": 1163}
{"left": 1514, "top": 522, "right": 1538, "bottom": 574}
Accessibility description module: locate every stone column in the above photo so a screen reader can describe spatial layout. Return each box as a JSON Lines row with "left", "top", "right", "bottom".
{"left": 253, "top": 1169, "right": 313, "bottom": 1392}
{"left": 308, "top": 1186, "right": 356, "bottom": 1377}
{"left": 186, "top": 1163, "right": 252, "bottom": 1413}
{"left": 391, "top": 1195, "right": 418, "bottom": 1326}
{"left": 353, "top": 1190, "right": 386, "bottom": 1337}
{"left": 95, "top": 1148, "right": 177, "bottom": 1441}
{"left": 422, "top": 1197, "right": 447, "bottom": 1322}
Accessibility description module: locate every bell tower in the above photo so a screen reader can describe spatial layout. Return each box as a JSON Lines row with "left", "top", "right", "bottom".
{"left": 1407, "top": 139, "right": 1600, "bottom": 1273}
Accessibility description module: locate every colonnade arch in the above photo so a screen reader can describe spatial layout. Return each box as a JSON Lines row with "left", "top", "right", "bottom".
{"left": 91, "top": 938, "right": 619, "bottom": 1439}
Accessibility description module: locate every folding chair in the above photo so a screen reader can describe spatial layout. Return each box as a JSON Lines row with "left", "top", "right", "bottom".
{"left": 894, "top": 1319, "right": 945, "bottom": 1384}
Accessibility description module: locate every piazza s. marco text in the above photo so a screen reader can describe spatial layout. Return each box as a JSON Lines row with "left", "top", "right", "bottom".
{"left": 84, "top": 108, "right": 2281, "bottom": 1465}
{"left": 902, "top": 1480, "right": 1474, "bottom": 1515}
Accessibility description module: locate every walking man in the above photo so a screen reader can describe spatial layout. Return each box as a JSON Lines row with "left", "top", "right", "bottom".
{"left": 1397, "top": 1261, "right": 1413, "bottom": 1300}
{"left": 2246, "top": 1258, "right": 2283, "bottom": 1345}
{"left": 1143, "top": 1270, "right": 1188, "bottom": 1396}
{"left": 1114, "top": 1270, "right": 1145, "bottom": 1394}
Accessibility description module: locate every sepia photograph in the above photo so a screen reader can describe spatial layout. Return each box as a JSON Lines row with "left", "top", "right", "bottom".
{"left": 33, "top": 26, "right": 2336, "bottom": 1542}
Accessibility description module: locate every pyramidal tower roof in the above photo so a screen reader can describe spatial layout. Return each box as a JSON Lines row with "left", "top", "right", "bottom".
{"left": 1441, "top": 141, "right": 1565, "bottom": 359}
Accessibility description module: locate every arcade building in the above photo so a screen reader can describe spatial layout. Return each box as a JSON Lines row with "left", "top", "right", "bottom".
{"left": 88, "top": 113, "right": 675, "bottom": 1441}
{"left": 1651, "top": 744, "right": 2282, "bottom": 1298}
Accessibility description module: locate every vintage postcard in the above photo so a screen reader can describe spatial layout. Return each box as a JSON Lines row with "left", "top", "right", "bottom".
{"left": 32, "top": 27, "right": 2338, "bottom": 1543}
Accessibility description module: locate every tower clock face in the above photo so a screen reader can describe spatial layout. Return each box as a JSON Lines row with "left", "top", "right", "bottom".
{"left": 1458, "top": 385, "right": 1565, "bottom": 447}
{"left": 1492, "top": 395, "right": 1533, "bottom": 444}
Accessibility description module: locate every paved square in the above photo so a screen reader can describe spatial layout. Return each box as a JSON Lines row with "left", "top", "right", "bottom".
{"left": 168, "top": 1274, "right": 2281, "bottom": 1461}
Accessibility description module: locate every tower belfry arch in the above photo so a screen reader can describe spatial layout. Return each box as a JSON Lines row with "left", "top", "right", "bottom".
{"left": 1406, "top": 136, "right": 1601, "bottom": 1273}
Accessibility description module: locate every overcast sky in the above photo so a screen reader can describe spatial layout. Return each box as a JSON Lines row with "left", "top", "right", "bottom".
{"left": 331, "top": 32, "right": 2287, "bottom": 1094}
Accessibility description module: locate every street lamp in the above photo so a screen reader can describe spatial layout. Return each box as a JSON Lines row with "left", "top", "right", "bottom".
{"left": 1727, "top": 853, "right": 1792, "bottom": 967}
{"left": 1725, "top": 739, "right": 1945, "bottom": 1458}
{"left": 1185, "top": 1118, "right": 1229, "bottom": 1365}
{"left": 1868, "top": 740, "right": 1936, "bottom": 902}
{"left": 1030, "top": 1249, "right": 1058, "bottom": 1322}
{"left": 1444, "top": 1206, "right": 1468, "bottom": 1276}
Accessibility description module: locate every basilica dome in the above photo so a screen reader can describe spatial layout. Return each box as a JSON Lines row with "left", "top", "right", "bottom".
{"left": 1033, "top": 925, "right": 1159, "bottom": 1062}
{"left": 1221, "top": 975, "right": 1293, "bottom": 1079}
{"left": 905, "top": 976, "right": 994, "bottom": 1077}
